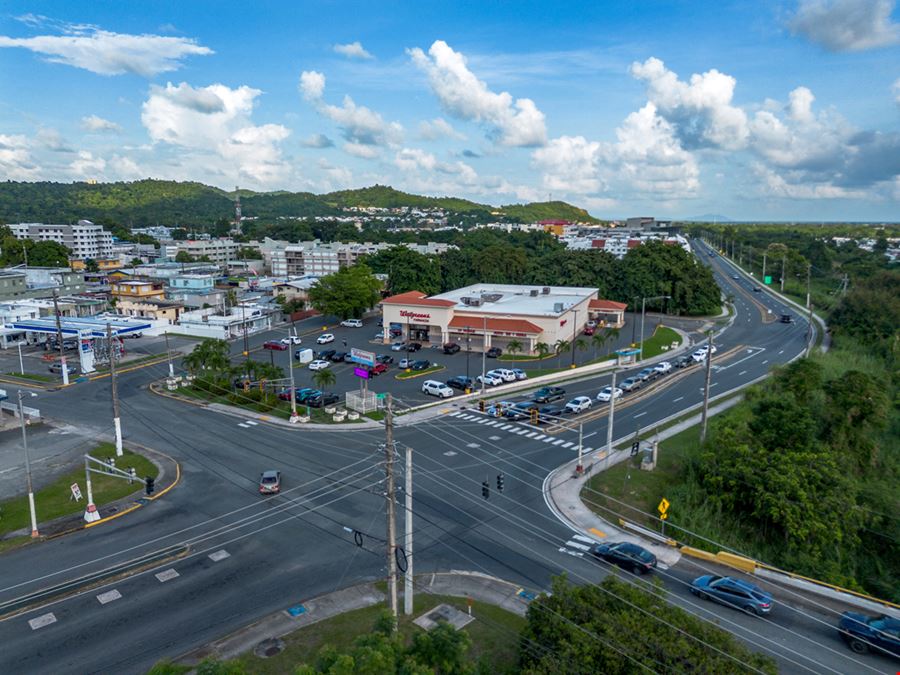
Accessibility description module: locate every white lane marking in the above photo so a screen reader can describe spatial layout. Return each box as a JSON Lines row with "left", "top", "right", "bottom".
{"left": 526, "top": 432, "right": 540, "bottom": 438}
{"left": 561, "top": 442, "right": 574, "bottom": 449}
{"left": 485, "top": 420, "right": 499, "bottom": 426}
{"left": 573, "top": 534, "right": 596, "bottom": 544}
{"left": 444, "top": 450, "right": 457, "bottom": 457}
{"left": 778, "top": 350, "right": 784, "bottom": 355}
{"left": 245, "top": 420, "right": 258, "bottom": 426}
{"left": 237, "top": 423, "right": 250, "bottom": 428}
{"left": 583, "top": 431, "right": 597, "bottom": 440}
{"left": 543, "top": 437, "right": 555, "bottom": 443}
{"left": 155, "top": 569, "right": 180, "bottom": 583}
{"left": 672, "top": 396, "right": 683, "bottom": 403}
{"left": 499, "top": 424, "right": 512, "bottom": 430}
{"left": 633, "top": 412, "right": 647, "bottom": 418}
{"left": 209, "top": 549, "right": 231, "bottom": 562}
{"left": 583, "top": 447, "right": 593, "bottom": 454}
{"left": 29, "top": 613, "right": 57, "bottom": 630}
{"left": 559, "top": 547, "right": 584, "bottom": 558}
{"left": 466, "top": 442, "right": 480, "bottom": 448}
{"left": 534, "top": 435, "right": 550, "bottom": 442}
{"left": 97, "top": 589, "right": 122, "bottom": 605}
{"left": 762, "top": 360, "right": 768, "bottom": 364}
{"left": 553, "top": 439, "right": 566, "bottom": 446}
{"left": 738, "top": 370, "right": 747, "bottom": 376}
{"left": 459, "top": 414, "right": 474, "bottom": 421}
{"left": 489, "top": 436, "right": 502, "bottom": 441}
{"left": 565, "top": 540, "right": 592, "bottom": 551}
{"left": 515, "top": 428, "right": 530, "bottom": 435}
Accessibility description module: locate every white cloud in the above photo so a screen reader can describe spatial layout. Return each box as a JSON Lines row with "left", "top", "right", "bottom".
{"left": 69, "top": 150, "right": 106, "bottom": 178}
{"left": 299, "top": 70, "right": 326, "bottom": 101}
{"left": 0, "top": 23, "right": 212, "bottom": 76}
{"left": 0, "top": 134, "right": 39, "bottom": 179}
{"left": 630, "top": 57, "right": 749, "bottom": 150}
{"left": 752, "top": 163, "right": 867, "bottom": 198}
{"left": 81, "top": 114, "right": 122, "bottom": 133}
{"left": 790, "top": 0, "right": 900, "bottom": 51}
{"left": 893, "top": 77, "right": 900, "bottom": 106}
{"left": 418, "top": 117, "right": 466, "bottom": 141}
{"left": 299, "top": 70, "right": 402, "bottom": 148}
{"left": 788, "top": 86, "right": 816, "bottom": 123}
{"left": 531, "top": 136, "right": 603, "bottom": 194}
{"left": 343, "top": 142, "right": 380, "bottom": 159}
{"left": 36, "top": 127, "right": 73, "bottom": 152}
{"left": 393, "top": 147, "right": 481, "bottom": 195}
{"left": 333, "top": 41, "right": 373, "bottom": 59}
{"left": 408, "top": 40, "right": 547, "bottom": 147}
{"left": 141, "top": 81, "right": 291, "bottom": 186}
{"left": 109, "top": 155, "right": 144, "bottom": 180}
{"left": 301, "top": 133, "right": 334, "bottom": 148}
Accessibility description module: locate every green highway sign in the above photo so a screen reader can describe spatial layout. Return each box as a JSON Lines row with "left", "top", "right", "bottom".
{"left": 764, "top": 275, "right": 772, "bottom": 284}
{"left": 376, "top": 392, "right": 387, "bottom": 399}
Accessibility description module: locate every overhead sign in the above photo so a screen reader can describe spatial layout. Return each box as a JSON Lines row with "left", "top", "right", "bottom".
{"left": 351, "top": 348, "right": 375, "bottom": 367}
{"left": 71, "top": 483, "right": 83, "bottom": 501}
{"left": 353, "top": 367, "right": 370, "bottom": 379}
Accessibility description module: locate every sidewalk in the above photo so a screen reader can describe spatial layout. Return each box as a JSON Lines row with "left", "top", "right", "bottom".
{"left": 175, "top": 571, "right": 534, "bottom": 666}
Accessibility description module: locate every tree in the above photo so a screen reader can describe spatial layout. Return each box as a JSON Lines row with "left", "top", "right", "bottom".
{"left": 130, "top": 257, "right": 143, "bottom": 268}
{"left": 84, "top": 258, "right": 99, "bottom": 273}
{"left": 175, "top": 250, "right": 194, "bottom": 263}
{"left": 308, "top": 264, "right": 382, "bottom": 320}
{"left": 534, "top": 342, "right": 550, "bottom": 360}
{"left": 574, "top": 337, "right": 587, "bottom": 360}
{"left": 409, "top": 621, "right": 472, "bottom": 674}
{"left": 554, "top": 339, "right": 570, "bottom": 368}
{"left": 312, "top": 367, "right": 336, "bottom": 391}
{"left": 237, "top": 246, "right": 262, "bottom": 260}
{"left": 519, "top": 575, "right": 777, "bottom": 675}
{"left": 506, "top": 339, "right": 523, "bottom": 359}
{"left": 363, "top": 246, "right": 441, "bottom": 296}
{"left": 182, "top": 338, "right": 231, "bottom": 376}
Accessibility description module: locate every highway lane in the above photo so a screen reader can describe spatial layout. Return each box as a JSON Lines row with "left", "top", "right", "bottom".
{"left": 4, "top": 242, "right": 887, "bottom": 673}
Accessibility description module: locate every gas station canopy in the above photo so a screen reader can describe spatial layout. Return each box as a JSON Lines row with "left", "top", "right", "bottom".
{"left": 7, "top": 316, "right": 151, "bottom": 338}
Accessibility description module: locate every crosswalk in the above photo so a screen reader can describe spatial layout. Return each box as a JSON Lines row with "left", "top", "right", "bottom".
{"left": 559, "top": 533, "right": 600, "bottom": 558}
{"left": 447, "top": 411, "right": 593, "bottom": 454}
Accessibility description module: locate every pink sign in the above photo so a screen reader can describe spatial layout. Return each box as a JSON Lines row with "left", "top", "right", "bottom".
{"left": 353, "top": 367, "right": 370, "bottom": 379}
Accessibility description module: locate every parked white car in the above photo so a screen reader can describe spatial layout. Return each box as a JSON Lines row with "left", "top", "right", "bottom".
{"left": 308, "top": 359, "right": 330, "bottom": 371}
{"left": 565, "top": 396, "right": 593, "bottom": 414}
{"left": 477, "top": 373, "right": 503, "bottom": 386}
{"left": 510, "top": 368, "right": 528, "bottom": 380}
{"left": 422, "top": 380, "right": 454, "bottom": 398}
{"left": 316, "top": 333, "right": 335, "bottom": 344}
{"left": 390, "top": 341, "right": 407, "bottom": 351}
{"left": 487, "top": 368, "right": 517, "bottom": 382}
{"left": 340, "top": 319, "right": 363, "bottom": 328}
{"left": 653, "top": 361, "right": 672, "bottom": 375}
{"left": 596, "top": 386, "right": 623, "bottom": 402}
{"left": 280, "top": 335, "right": 302, "bottom": 345}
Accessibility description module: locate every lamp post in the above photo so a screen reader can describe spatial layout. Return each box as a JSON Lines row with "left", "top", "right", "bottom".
{"left": 17, "top": 390, "right": 39, "bottom": 538}
{"left": 639, "top": 295, "right": 670, "bottom": 362}
{"left": 465, "top": 326, "right": 471, "bottom": 385}
{"left": 481, "top": 315, "right": 487, "bottom": 395}
{"left": 570, "top": 308, "right": 578, "bottom": 368}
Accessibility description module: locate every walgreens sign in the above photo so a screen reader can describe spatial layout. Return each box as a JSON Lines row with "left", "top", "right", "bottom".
{"left": 399, "top": 310, "right": 431, "bottom": 321}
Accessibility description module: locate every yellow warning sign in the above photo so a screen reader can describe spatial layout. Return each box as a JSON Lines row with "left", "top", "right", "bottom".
{"left": 658, "top": 497, "right": 670, "bottom": 515}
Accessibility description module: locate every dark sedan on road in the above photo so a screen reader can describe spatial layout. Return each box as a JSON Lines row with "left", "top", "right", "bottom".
{"left": 411, "top": 359, "right": 431, "bottom": 370}
{"left": 533, "top": 386, "right": 566, "bottom": 403}
{"left": 537, "top": 404, "right": 565, "bottom": 423}
{"left": 407, "top": 342, "right": 423, "bottom": 352}
{"left": 317, "top": 349, "right": 337, "bottom": 360}
{"left": 376, "top": 354, "right": 394, "bottom": 364}
{"left": 486, "top": 347, "right": 502, "bottom": 358}
{"left": 673, "top": 354, "right": 694, "bottom": 369}
{"left": 505, "top": 401, "right": 540, "bottom": 420}
{"left": 443, "top": 342, "right": 461, "bottom": 354}
{"left": 446, "top": 376, "right": 474, "bottom": 390}
{"left": 838, "top": 612, "right": 900, "bottom": 657}
{"left": 690, "top": 575, "right": 773, "bottom": 615}
{"left": 307, "top": 392, "right": 340, "bottom": 408}
{"left": 589, "top": 542, "right": 657, "bottom": 574}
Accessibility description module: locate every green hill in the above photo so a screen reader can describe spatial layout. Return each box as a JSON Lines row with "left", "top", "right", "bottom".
{"left": 0, "top": 180, "right": 600, "bottom": 227}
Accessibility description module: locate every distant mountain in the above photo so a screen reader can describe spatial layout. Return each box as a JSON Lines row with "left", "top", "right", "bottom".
{"left": 681, "top": 214, "right": 732, "bottom": 223}
{"left": 0, "top": 180, "right": 600, "bottom": 226}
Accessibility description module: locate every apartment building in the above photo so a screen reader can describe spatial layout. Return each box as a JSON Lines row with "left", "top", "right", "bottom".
{"left": 166, "top": 238, "right": 239, "bottom": 264}
{"left": 9, "top": 220, "right": 114, "bottom": 261}
{"left": 0, "top": 267, "right": 86, "bottom": 301}
{"left": 282, "top": 241, "right": 456, "bottom": 276}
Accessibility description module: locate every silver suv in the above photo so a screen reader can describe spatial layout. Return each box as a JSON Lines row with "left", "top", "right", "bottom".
{"left": 620, "top": 377, "right": 642, "bottom": 392}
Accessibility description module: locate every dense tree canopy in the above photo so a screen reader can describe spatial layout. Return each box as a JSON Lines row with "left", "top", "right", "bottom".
{"left": 0, "top": 225, "right": 71, "bottom": 266}
{"left": 308, "top": 264, "right": 383, "bottom": 320}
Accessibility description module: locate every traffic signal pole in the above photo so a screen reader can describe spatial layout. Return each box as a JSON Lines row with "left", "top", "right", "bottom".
{"left": 605, "top": 369, "right": 617, "bottom": 469}
{"left": 107, "top": 324, "right": 123, "bottom": 456}
{"left": 404, "top": 445, "right": 413, "bottom": 616}
{"left": 700, "top": 332, "right": 714, "bottom": 444}
{"left": 384, "top": 394, "right": 398, "bottom": 619}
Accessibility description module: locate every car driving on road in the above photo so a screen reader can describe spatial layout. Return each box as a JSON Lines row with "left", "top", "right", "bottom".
{"left": 589, "top": 542, "right": 657, "bottom": 574}
{"left": 690, "top": 575, "right": 773, "bottom": 615}
{"left": 533, "top": 386, "right": 565, "bottom": 403}
{"left": 259, "top": 470, "right": 281, "bottom": 494}
{"left": 487, "top": 400, "right": 516, "bottom": 417}
{"left": 537, "top": 404, "right": 565, "bottom": 423}
{"left": 259, "top": 341, "right": 282, "bottom": 353}
{"left": 653, "top": 361, "right": 672, "bottom": 375}
{"left": 596, "top": 386, "right": 623, "bottom": 402}
{"left": 837, "top": 612, "right": 900, "bottom": 657}
{"left": 636, "top": 367, "right": 658, "bottom": 382}
{"left": 442, "top": 342, "right": 460, "bottom": 354}
{"left": 308, "top": 359, "right": 330, "bottom": 371}
{"left": 505, "top": 401, "right": 539, "bottom": 420}
{"left": 280, "top": 335, "right": 302, "bottom": 345}
{"left": 340, "top": 319, "right": 363, "bottom": 328}
{"left": 49, "top": 362, "right": 77, "bottom": 375}
{"left": 316, "top": 333, "right": 335, "bottom": 344}
{"left": 619, "top": 377, "right": 642, "bottom": 392}
{"left": 564, "top": 396, "right": 592, "bottom": 414}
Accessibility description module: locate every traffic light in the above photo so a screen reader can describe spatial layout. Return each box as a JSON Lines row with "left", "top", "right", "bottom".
{"left": 631, "top": 441, "right": 640, "bottom": 456}
{"left": 481, "top": 480, "right": 490, "bottom": 499}
{"left": 145, "top": 476, "right": 155, "bottom": 496}
{"left": 530, "top": 408, "right": 539, "bottom": 425}
{"left": 479, "top": 400, "right": 485, "bottom": 413}
{"left": 496, "top": 473, "right": 504, "bottom": 493}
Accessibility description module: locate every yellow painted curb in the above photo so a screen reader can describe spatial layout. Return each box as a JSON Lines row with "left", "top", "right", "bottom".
{"left": 393, "top": 366, "right": 446, "bottom": 381}
{"left": 149, "top": 456, "right": 181, "bottom": 501}
{"left": 84, "top": 502, "right": 142, "bottom": 528}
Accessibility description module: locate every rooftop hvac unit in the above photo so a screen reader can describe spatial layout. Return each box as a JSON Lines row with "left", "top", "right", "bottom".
{"left": 480, "top": 293, "right": 503, "bottom": 303}
{"left": 553, "top": 302, "right": 564, "bottom": 313}
{"left": 468, "top": 298, "right": 482, "bottom": 307}
{"left": 530, "top": 289, "right": 539, "bottom": 297}
{"left": 542, "top": 287, "right": 551, "bottom": 294}
{"left": 460, "top": 296, "right": 475, "bottom": 306}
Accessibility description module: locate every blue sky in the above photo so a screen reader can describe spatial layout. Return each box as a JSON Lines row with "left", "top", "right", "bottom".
{"left": 1, "top": 1, "right": 898, "bottom": 220}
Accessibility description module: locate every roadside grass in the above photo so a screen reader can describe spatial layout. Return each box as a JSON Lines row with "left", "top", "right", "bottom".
{"left": 3, "top": 371, "right": 53, "bottom": 383}
{"left": 0, "top": 443, "right": 156, "bottom": 539}
{"left": 91, "top": 352, "right": 170, "bottom": 374}
{"left": 394, "top": 365, "right": 446, "bottom": 380}
{"left": 638, "top": 325, "right": 681, "bottom": 360}
{"left": 227, "top": 593, "right": 525, "bottom": 675}
{"left": 497, "top": 353, "right": 554, "bottom": 362}
{"left": 175, "top": 385, "right": 361, "bottom": 424}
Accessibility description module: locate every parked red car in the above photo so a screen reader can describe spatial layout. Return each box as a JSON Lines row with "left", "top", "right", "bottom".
{"left": 583, "top": 326, "right": 595, "bottom": 336}
{"left": 369, "top": 362, "right": 389, "bottom": 375}
{"left": 263, "top": 340, "right": 288, "bottom": 351}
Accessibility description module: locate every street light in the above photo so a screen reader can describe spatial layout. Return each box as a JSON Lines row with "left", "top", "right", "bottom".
{"left": 570, "top": 308, "right": 578, "bottom": 368}
{"left": 17, "top": 390, "right": 40, "bottom": 538}
{"left": 639, "top": 295, "right": 670, "bottom": 362}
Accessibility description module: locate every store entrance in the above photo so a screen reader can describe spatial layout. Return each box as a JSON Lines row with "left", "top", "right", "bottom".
{"left": 409, "top": 324, "right": 430, "bottom": 342}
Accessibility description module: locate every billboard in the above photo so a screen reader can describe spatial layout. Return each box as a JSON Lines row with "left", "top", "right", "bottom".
{"left": 353, "top": 367, "right": 370, "bottom": 379}
{"left": 350, "top": 348, "right": 376, "bottom": 367}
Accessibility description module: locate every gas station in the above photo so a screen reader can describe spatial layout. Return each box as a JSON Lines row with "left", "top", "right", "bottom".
{"left": 5, "top": 316, "right": 151, "bottom": 376}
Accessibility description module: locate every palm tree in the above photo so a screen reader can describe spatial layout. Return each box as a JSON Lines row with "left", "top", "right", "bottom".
{"left": 312, "top": 367, "right": 336, "bottom": 392}
{"left": 183, "top": 338, "right": 231, "bottom": 376}
{"left": 605, "top": 327, "right": 620, "bottom": 355}
{"left": 554, "top": 339, "right": 570, "bottom": 368}
{"left": 534, "top": 342, "right": 551, "bottom": 360}
{"left": 590, "top": 331, "right": 607, "bottom": 359}
{"left": 575, "top": 338, "right": 588, "bottom": 364}
{"left": 506, "top": 339, "right": 523, "bottom": 360}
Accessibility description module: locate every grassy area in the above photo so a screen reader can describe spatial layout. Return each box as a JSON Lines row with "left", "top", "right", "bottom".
{"left": 394, "top": 365, "right": 446, "bottom": 380}
{"left": 497, "top": 353, "right": 553, "bottom": 362}
{"left": 174, "top": 385, "right": 362, "bottom": 424}
{"left": 4, "top": 371, "right": 53, "bottom": 383}
{"left": 228, "top": 593, "right": 525, "bottom": 674}
{"left": 0, "top": 443, "right": 157, "bottom": 538}
{"left": 364, "top": 409, "right": 385, "bottom": 421}
{"left": 638, "top": 325, "right": 681, "bottom": 360}
{"left": 92, "top": 352, "right": 170, "bottom": 374}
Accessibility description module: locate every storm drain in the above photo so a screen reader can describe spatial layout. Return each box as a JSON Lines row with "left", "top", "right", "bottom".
{"left": 254, "top": 637, "right": 285, "bottom": 658}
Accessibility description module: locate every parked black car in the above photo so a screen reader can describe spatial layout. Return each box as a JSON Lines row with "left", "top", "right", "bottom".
{"left": 296, "top": 389, "right": 322, "bottom": 404}
{"left": 780, "top": 314, "right": 793, "bottom": 324}
{"left": 330, "top": 351, "right": 347, "bottom": 362}
{"left": 838, "top": 612, "right": 900, "bottom": 657}
{"left": 317, "top": 349, "right": 337, "bottom": 360}
{"left": 376, "top": 354, "right": 394, "bottom": 365}
{"left": 674, "top": 354, "right": 694, "bottom": 369}
{"left": 307, "top": 392, "right": 340, "bottom": 408}
{"left": 589, "top": 542, "right": 658, "bottom": 574}
{"left": 407, "top": 342, "right": 423, "bottom": 352}
{"left": 533, "top": 386, "right": 566, "bottom": 403}
{"left": 537, "top": 404, "right": 566, "bottom": 423}
{"left": 446, "top": 376, "right": 475, "bottom": 390}
{"left": 486, "top": 347, "right": 503, "bottom": 358}
{"left": 411, "top": 359, "right": 431, "bottom": 370}
{"left": 443, "top": 342, "right": 461, "bottom": 354}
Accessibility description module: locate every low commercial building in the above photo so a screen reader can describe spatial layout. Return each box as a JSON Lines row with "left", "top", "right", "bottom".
{"left": 177, "top": 303, "right": 276, "bottom": 340}
{"left": 380, "top": 283, "right": 622, "bottom": 354}
{"left": 166, "top": 273, "right": 223, "bottom": 309}
{"left": 115, "top": 297, "right": 183, "bottom": 324}
{"left": 110, "top": 280, "right": 166, "bottom": 302}
{"left": 0, "top": 267, "right": 86, "bottom": 301}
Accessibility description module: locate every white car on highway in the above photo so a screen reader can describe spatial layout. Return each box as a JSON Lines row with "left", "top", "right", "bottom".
{"left": 691, "top": 344, "right": 718, "bottom": 362}
{"left": 477, "top": 373, "right": 503, "bottom": 386}
{"left": 564, "top": 396, "right": 592, "bottom": 414}
{"left": 653, "top": 361, "right": 672, "bottom": 375}
{"left": 280, "top": 335, "right": 302, "bottom": 345}
{"left": 487, "top": 368, "right": 517, "bottom": 382}
{"left": 340, "top": 319, "right": 363, "bottom": 328}
{"left": 596, "top": 386, "right": 623, "bottom": 402}
{"left": 308, "top": 359, "right": 330, "bottom": 371}
{"left": 316, "top": 333, "right": 335, "bottom": 345}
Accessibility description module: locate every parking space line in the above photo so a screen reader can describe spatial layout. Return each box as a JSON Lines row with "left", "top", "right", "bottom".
{"left": 29, "top": 613, "right": 57, "bottom": 630}
{"left": 208, "top": 549, "right": 231, "bottom": 562}
{"left": 97, "top": 589, "right": 122, "bottom": 605}
{"left": 155, "top": 569, "right": 180, "bottom": 583}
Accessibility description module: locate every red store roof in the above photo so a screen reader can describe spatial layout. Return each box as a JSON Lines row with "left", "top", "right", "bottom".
{"left": 381, "top": 290, "right": 456, "bottom": 308}
{"left": 589, "top": 299, "right": 628, "bottom": 311}
{"left": 448, "top": 316, "right": 543, "bottom": 334}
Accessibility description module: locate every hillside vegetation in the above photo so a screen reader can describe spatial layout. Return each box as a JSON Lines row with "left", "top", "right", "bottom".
{"left": 0, "top": 180, "right": 599, "bottom": 226}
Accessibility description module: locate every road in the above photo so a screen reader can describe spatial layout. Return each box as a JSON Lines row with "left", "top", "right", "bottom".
{"left": 0, "top": 242, "right": 894, "bottom": 674}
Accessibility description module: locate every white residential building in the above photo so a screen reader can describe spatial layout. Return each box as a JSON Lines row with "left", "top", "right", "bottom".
{"left": 9, "top": 220, "right": 114, "bottom": 261}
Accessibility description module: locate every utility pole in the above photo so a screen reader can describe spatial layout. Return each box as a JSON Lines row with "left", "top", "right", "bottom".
{"left": 107, "top": 324, "right": 123, "bottom": 456}
{"left": 780, "top": 256, "right": 786, "bottom": 293}
{"left": 241, "top": 301, "right": 250, "bottom": 365}
{"left": 806, "top": 302, "right": 815, "bottom": 358}
{"left": 480, "top": 315, "right": 487, "bottom": 395}
{"left": 383, "top": 393, "right": 398, "bottom": 618}
{"left": 404, "top": 445, "right": 413, "bottom": 615}
{"left": 17, "top": 391, "right": 39, "bottom": 538}
{"left": 805, "top": 263, "right": 811, "bottom": 309}
{"left": 699, "top": 331, "right": 714, "bottom": 444}
{"left": 576, "top": 422, "right": 584, "bottom": 475}
{"left": 570, "top": 308, "right": 578, "bottom": 368}
{"left": 51, "top": 290, "right": 69, "bottom": 386}
{"left": 605, "top": 369, "right": 617, "bottom": 469}
{"left": 164, "top": 330, "right": 174, "bottom": 378}
{"left": 762, "top": 252, "right": 767, "bottom": 283}
{"left": 288, "top": 329, "right": 298, "bottom": 419}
